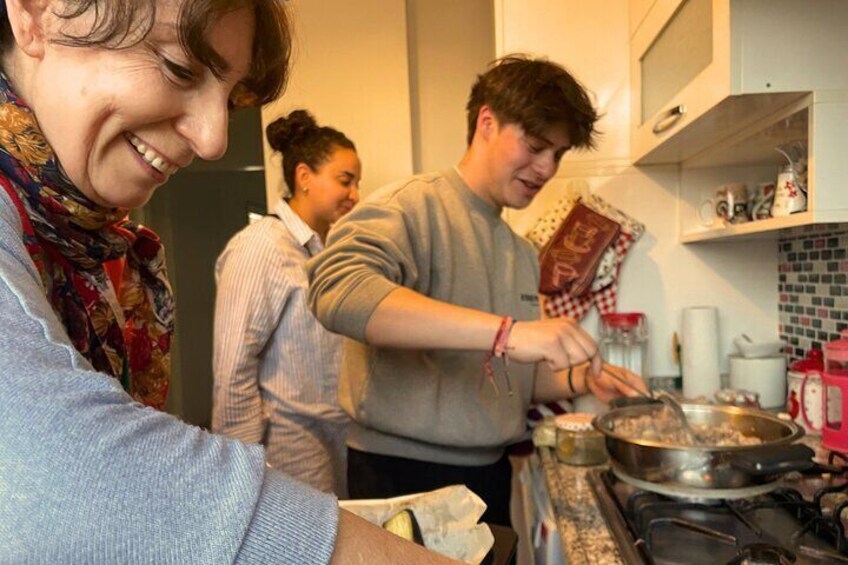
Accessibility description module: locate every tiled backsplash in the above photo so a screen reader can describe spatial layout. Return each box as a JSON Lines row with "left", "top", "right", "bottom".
{"left": 779, "top": 226, "right": 848, "bottom": 362}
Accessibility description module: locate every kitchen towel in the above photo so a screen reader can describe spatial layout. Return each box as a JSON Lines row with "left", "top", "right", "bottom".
{"left": 538, "top": 203, "right": 621, "bottom": 296}
{"left": 681, "top": 306, "right": 722, "bottom": 399}
{"left": 528, "top": 194, "right": 645, "bottom": 321}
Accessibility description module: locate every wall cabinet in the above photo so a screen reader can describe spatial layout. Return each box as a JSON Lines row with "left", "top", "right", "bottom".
{"left": 631, "top": 0, "right": 848, "bottom": 242}
{"left": 631, "top": 0, "right": 848, "bottom": 165}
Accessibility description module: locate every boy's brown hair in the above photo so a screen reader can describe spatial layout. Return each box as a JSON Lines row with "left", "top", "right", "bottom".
{"left": 466, "top": 54, "right": 599, "bottom": 149}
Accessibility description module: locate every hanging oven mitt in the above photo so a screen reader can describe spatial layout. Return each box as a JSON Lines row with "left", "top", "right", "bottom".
{"left": 543, "top": 197, "right": 645, "bottom": 321}
{"left": 527, "top": 194, "right": 621, "bottom": 292}
{"left": 538, "top": 202, "right": 621, "bottom": 297}
{"left": 526, "top": 194, "right": 581, "bottom": 250}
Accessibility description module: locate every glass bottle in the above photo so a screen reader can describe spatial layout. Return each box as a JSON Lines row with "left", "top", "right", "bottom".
{"left": 599, "top": 313, "right": 649, "bottom": 379}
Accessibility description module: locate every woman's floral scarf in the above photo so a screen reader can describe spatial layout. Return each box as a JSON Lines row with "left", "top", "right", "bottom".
{"left": 0, "top": 73, "right": 174, "bottom": 409}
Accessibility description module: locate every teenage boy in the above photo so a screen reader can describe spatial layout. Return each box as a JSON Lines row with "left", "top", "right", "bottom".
{"left": 307, "top": 55, "right": 646, "bottom": 526}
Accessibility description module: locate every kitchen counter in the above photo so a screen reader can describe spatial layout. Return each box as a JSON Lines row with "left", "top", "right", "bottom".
{"left": 537, "top": 448, "right": 623, "bottom": 565}
{"left": 537, "top": 428, "right": 828, "bottom": 565}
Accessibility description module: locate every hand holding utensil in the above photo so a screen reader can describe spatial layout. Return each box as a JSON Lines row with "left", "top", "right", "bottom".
{"left": 600, "top": 366, "right": 653, "bottom": 400}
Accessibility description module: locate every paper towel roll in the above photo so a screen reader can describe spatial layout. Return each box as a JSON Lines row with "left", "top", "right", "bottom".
{"left": 681, "top": 306, "right": 721, "bottom": 399}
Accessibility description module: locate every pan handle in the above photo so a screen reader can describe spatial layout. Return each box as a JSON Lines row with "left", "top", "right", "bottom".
{"left": 728, "top": 444, "right": 815, "bottom": 476}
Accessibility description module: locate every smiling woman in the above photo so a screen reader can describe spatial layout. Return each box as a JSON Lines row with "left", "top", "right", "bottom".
{"left": 0, "top": 0, "right": 289, "bottom": 209}
{"left": 0, "top": 1, "right": 455, "bottom": 564}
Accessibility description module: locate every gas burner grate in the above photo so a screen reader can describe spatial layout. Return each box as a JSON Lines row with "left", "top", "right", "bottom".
{"left": 726, "top": 543, "right": 796, "bottom": 565}
{"left": 588, "top": 468, "right": 848, "bottom": 565}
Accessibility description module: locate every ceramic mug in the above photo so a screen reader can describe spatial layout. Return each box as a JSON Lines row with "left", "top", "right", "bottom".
{"left": 698, "top": 183, "right": 749, "bottom": 226}
{"left": 771, "top": 166, "right": 806, "bottom": 217}
{"left": 750, "top": 182, "right": 775, "bottom": 220}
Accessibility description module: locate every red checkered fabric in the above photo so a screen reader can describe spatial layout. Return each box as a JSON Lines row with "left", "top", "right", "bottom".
{"left": 543, "top": 232, "right": 636, "bottom": 321}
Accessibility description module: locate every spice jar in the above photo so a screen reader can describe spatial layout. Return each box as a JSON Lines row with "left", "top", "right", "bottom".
{"left": 554, "top": 413, "right": 607, "bottom": 466}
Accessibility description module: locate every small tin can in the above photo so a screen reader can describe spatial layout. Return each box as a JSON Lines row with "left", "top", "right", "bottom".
{"left": 554, "top": 413, "right": 607, "bottom": 466}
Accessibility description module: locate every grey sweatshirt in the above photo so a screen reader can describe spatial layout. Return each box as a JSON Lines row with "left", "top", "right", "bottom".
{"left": 0, "top": 188, "right": 338, "bottom": 564}
{"left": 308, "top": 169, "right": 540, "bottom": 466}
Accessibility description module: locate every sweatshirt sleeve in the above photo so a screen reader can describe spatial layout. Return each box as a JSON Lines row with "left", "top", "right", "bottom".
{"left": 306, "top": 192, "right": 425, "bottom": 341}
{"left": 0, "top": 201, "right": 338, "bottom": 564}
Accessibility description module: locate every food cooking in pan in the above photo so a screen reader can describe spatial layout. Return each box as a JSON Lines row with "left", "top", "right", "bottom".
{"left": 612, "top": 411, "right": 763, "bottom": 447}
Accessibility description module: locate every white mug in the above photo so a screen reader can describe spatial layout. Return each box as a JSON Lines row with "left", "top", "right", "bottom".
{"left": 771, "top": 166, "right": 806, "bottom": 217}
{"left": 697, "top": 183, "right": 749, "bottom": 226}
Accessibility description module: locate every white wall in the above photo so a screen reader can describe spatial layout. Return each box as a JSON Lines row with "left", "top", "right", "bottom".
{"left": 496, "top": 0, "right": 779, "bottom": 377}
{"left": 406, "top": 0, "right": 495, "bottom": 173}
{"left": 495, "top": 0, "right": 632, "bottom": 169}
{"left": 261, "top": 0, "right": 414, "bottom": 205}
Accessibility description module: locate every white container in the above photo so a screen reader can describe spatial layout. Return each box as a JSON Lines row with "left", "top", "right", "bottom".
{"left": 733, "top": 337, "right": 785, "bottom": 359}
{"left": 771, "top": 164, "right": 806, "bottom": 217}
{"left": 728, "top": 354, "right": 787, "bottom": 409}
{"left": 681, "top": 306, "right": 721, "bottom": 399}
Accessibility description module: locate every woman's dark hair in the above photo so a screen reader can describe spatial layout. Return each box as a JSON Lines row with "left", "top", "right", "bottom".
{"left": 466, "top": 54, "right": 600, "bottom": 150}
{"left": 265, "top": 110, "right": 356, "bottom": 198}
{"left": 0, "top": 0, "right": 291, "bottom": 107}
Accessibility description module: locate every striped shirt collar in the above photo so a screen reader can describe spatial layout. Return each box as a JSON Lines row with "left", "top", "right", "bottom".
{"left": 271, "top": 199, "right": 322, "bottom": 253}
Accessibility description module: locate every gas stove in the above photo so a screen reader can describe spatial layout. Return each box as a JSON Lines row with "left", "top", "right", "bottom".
{"left": 587, "top": 453, "right": 848, "bottom": 565}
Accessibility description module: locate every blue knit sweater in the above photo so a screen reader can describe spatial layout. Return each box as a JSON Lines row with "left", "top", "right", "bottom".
{"left": 0, "top": 189, "right": 338, "bottom": 564}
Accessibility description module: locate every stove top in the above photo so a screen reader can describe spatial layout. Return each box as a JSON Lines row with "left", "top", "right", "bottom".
{"left": 588, "top": 455, "right": 848, "bottom": 565}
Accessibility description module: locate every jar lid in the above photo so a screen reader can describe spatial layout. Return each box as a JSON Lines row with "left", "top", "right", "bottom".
{"left": 554, "top": 412, "right": 596, "bottom": 431}
{"left": 601, "top": 313, "right": 645, "bottom": 329}
{"left": 789, "top": 348, "right": 824, "bottom": 372}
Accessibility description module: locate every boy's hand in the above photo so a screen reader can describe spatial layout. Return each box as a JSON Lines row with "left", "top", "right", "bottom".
{"left": 587, "top": 363, "right": 649, "bottom": 403}
{"left": 507, "top": 318, "right": 601, "bottom": 376}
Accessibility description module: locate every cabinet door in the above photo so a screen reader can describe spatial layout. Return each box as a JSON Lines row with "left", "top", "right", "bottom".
{"left": 631, "top": 0, "right": 731, "bottom": 162}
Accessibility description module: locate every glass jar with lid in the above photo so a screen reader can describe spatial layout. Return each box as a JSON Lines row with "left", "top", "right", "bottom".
{"left": 599, "top": 312, "right": 649, "bottom": 379}
{"left": 554, "top": 413, "right": 607, "bottom": 466}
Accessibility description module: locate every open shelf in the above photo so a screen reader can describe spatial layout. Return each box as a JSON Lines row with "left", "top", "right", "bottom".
{"left": 680, "top": 212, "right": 813, "bottom": 243}
{"left": 674, "top": 91, "right": 848, "bottom": 244}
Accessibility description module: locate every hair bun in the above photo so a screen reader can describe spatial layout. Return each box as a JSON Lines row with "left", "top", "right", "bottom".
{"left": 265, "top": 109, "right": 318, "bottom": 153}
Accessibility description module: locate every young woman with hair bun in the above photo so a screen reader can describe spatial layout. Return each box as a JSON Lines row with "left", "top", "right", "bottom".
{"left": 213, "top": 109, "right": 361, "bottom": 497}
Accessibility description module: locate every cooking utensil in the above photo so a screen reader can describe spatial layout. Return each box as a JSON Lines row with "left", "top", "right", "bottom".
{"left": 599, "top": 368, "right": 701, "bottom": 445}
{"left": 593, "top": 403, "right": 805, "bottom": 489}
{"left": 657, "top": 394, "right": 703, "bottom": 446}
{"left": 601, "top": 367, "right": 653, "bottom": 400}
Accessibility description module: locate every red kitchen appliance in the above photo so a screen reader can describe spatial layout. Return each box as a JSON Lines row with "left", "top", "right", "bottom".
{"left": 823, "top": 331, "right": 848, "bottom": 453}
{"left": 788, "top": 349, "right": 826, "bottom": 433}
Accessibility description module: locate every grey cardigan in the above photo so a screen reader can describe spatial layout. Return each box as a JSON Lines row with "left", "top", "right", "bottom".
{"left": 0, "top": 188, "right": 338, "bottom": 564}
